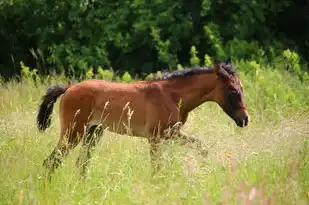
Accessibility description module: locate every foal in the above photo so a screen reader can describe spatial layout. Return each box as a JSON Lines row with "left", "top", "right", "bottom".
{"left": 37, "top": 60, "right": 249, "bottom": 179}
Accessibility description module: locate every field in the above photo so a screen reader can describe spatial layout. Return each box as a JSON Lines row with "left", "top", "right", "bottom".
{"left": 0, "top": 74, "right": 309, "bottom": 205}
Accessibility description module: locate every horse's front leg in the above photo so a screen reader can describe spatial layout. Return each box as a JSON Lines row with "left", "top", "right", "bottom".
{"left": 149, "top": 140, "right": 163, "bottom": 176}
{"left": 172, "top": 130, "right": 208, "bottom": 157}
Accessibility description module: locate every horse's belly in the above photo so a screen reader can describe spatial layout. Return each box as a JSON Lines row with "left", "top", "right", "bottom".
{"left": 89, "top": 108, "right": 147, "bottom": 137}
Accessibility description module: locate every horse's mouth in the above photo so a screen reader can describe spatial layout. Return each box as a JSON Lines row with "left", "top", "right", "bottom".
{"left": 236, "top": 116, "right": 249, "bottom": 127}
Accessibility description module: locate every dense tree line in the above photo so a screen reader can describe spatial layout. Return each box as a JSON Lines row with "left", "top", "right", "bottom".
{"left": 1, "top": 0, "right": 309, "bottom": 79}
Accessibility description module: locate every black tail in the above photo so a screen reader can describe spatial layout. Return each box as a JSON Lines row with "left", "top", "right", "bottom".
{"left": 37, "top": 85, "right": 69, "bottom": 131}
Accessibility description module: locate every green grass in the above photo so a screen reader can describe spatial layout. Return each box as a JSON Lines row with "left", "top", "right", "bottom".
{"left": 0, "top": 76, "right": 309, "bottom": 205}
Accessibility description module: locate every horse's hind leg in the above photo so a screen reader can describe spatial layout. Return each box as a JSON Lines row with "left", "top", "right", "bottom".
{"left": 76, "top": 124, "right": 104, "bottom": 179}
{"left": 43, "top": 122, "right": 86, "bottom": 180}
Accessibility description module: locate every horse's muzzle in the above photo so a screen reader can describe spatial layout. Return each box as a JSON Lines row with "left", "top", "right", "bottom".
{"left": 236, "top": 115, "right": 249, "bottom": 127}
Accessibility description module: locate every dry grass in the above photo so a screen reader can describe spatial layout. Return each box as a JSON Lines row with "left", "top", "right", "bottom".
{"left": 0, "top": 80, "right": 308, "bottom": 205}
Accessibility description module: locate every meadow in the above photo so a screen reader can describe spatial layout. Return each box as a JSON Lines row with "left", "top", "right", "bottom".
{"left": 0, "top": 61, "right": 309, "bottom": 205}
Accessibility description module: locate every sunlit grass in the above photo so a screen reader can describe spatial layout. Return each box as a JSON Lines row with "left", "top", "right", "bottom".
{"left": 0, "top": 77, "right": 308, "bottom": 205}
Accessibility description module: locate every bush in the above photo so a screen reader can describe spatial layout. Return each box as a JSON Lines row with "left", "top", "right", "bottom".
{"left": 1, "top": 0, "right": 309, "bottom": 79}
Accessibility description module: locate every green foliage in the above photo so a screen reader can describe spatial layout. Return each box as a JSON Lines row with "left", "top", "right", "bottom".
{"left": 282, "top": 50, "right": 300, "bottom": 68}
{"left": 203, "top": 23, "right": 226, "bottom": 59}
{"left": 177, "top": 64, "right": 184, "bottom": 70}
{"left": 1, "top": 0, "right": 309, "bottom": 79}
{"left": 122, "top": 72, "right": 133, "bottom": 83}
{"left": 236, "top": 59, "right": 309, "bottom": 119}
{"left": 298, "top": 139, "right": 309, "bottom": 196}
{"left": 204, "top": 54, "right": 213, "bottom": 67}
{"left": 281, "top": 49, "right": 301, "bottom": 75}
{"left": 85, "top": 68, "right": 94, "bottom": 79}
{"left": 200, "top": 0, "right": 211, "bottom": 16}
{"left": 20, "top": 61, "right": 40, "bottom": 84}
{"left": 145, "top": 73, "right": 155, "bottom": 80}
{"left": 225, "top": 39, "right": 265, "bottom": 63}
{"left": 156, "top": 71, "right": 163, "bottom": 79}
{"left": 151, "top": 27, "right": 178, "bottom": 67}
{"left": 145, "top": 71, "right": 163, "bottom": 80}
{"left": 96, "top": 66, "right": 114, "bottom": 81}
{"left": 272, "top": 49, "right": 309, "bottom": 82}
{"left": 189, "top": 46, "right": 200, "bottom": 67}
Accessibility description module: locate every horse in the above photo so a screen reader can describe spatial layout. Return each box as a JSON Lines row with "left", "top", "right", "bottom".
{"left": 37, "top": 59, "right": 249, "bottom": 180}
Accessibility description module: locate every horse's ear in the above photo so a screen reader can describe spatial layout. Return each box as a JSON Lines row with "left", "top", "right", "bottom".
{"left": 214, "top": 61, "right": 229, "bottom": 80}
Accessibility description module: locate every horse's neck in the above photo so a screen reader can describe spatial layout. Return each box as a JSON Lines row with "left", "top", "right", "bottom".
{"left": 163, "top": 73, "right": 217, "bottom": 114}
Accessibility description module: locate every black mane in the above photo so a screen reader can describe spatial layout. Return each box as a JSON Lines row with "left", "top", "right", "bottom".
{"left": 159, "top": 67, "right": 213, "bottom": 80}
{"left": 156, "top": 63, "right": 236, "bottom": 80}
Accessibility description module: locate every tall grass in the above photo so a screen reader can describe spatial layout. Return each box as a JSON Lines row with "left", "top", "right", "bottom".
{"left": 0, "top": 62, "right": 309, "bottom": 205}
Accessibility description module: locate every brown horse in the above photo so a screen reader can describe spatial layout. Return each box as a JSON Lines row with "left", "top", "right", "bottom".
{"left": 37, "top": 59, "right": 249, "bottom": 179}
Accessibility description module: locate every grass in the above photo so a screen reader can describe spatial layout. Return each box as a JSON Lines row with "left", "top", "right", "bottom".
{"left": 0, "top": 77, "right": 309, "bottom": 205}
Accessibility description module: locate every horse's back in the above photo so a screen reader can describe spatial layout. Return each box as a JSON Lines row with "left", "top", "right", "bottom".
{"left": 58, "top": 79, "right": 167, "bottom": 136}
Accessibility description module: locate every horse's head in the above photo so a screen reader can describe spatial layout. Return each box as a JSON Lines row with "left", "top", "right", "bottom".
{"left": 212, "top": 59, "right": 249, "bottom": 127}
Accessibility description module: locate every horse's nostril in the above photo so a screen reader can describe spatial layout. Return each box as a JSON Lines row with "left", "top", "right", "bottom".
{"left": 244, "top": 116, "right": 249, "bottom": 126}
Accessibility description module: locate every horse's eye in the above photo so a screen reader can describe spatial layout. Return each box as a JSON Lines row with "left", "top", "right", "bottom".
{"left": 229, "top": 90, "right": 237, "bottom": 96}
{"left": 229, "top": 91, "right": 240, "bottom": 101}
